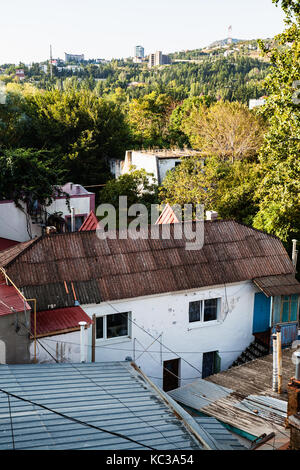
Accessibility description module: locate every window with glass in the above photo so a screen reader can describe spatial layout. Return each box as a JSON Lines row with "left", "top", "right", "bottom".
{"left": 273, "top": 295, "right": 299, "bottom": 324}
{"left": 96, "top": 312, "right": 130, "bottom": 340}
{"left": 189, "top": 298, "right": 221, "bottom": 323}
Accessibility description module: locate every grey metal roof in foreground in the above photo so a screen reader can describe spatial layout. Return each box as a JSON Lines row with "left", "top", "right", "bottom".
{"left": 0, "top": 361, "right": 238, "bottom": 451}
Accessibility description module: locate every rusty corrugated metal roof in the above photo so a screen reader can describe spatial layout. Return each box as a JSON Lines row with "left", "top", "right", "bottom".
{"left": 253, "top": 274, "right": 300, "bottom": 297}
{"left": 0, "top": 220, "right": 297, "bottom": 311}
{"left": 79, "top": 211, "right": 98, "bottom": 232}
{"left": 31, "top": 306, "right": 93, "bottom": 337}
{"left": 0, "top": 272, "right": 31, "bottom": 316}
{"left": 0, "top": 238, "right": 38, "bottom": 267}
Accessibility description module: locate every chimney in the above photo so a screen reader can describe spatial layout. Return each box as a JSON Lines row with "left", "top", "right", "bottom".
{"left": 287, "top": 351, "right": 300, "bottom": 449}
{"left": 288, "top": 414, "right": 300, "bottom": 450}
{"left": 206, "top": 211, "right": 218, "bottom": 221}
{"left": 292, "top": 239, "right": 298, "bottom": 268}
{"left": 286, "top": 351, "right": 300, "bottom": 424}
{"left": 79, "top": 321, "right": 87, "bottom": 363}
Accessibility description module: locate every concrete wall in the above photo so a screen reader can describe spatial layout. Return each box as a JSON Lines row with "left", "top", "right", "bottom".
{"left": 0, "top": 311, "right": 31, "bottom": 364}
{"left": 158, "top": 158, "right": 181, "bottom": 184}
{"left": 29, "top": 331, "right": 83, "bottom": 364}
{"left": 0, "top": 195, "right": 93, "bottom": 242}
{"left": 81, "top": 281, "right": 256, "bottom": 388}
{"left": 123, "top": 151, "right": 159, "bottom": 183}
{"left": 0, "top": 201, "right": 41, "bottom": 242}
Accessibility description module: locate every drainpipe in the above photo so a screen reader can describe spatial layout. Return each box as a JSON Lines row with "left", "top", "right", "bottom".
{"left": 79, "top": 321, "right": 87, "bottom": 363}
{"left": 272, "top": 334, "right": 278, "bottom": 392}
{"left": 277, "top": 326, "right": 282, "bottom": 394}
{"left": 71, "top": 207, "right": 75, "bottom": 233}
{"left": 292, "top": 240, "right": 298, "bottom": 268}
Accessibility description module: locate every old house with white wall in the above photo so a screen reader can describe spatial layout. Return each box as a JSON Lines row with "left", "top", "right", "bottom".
{"left": 0, "top": 182, "right": 95, "bottom": 242}
{"left": 0, "top": 220, "right": 299, "bottom": 391}
{"left": 121, "top": 149, "right": 201, "bottom": 184}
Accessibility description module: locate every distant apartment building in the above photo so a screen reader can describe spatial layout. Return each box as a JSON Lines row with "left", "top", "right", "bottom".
{"left": 135, "top": 45, "right": 144, "bottom": 58}
{"left": 148, "top": 51, "right": 171, "bottom": 68}
{"left": 65, "top": 53, "right": 85, "bottom": 63}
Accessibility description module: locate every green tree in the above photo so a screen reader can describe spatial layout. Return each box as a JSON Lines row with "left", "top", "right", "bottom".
{"left": 181, "top": 100, "right": 266, "bottom": 161}
{"left": 159, "top": 155, "right": 260, "bottom": 225}
{"left": 252, "top": 0, "right": 300, "bottom": 243}
{"left": 99, "top": 167, "right": 158, "bottom": 211}
{"left": 0, "top": 88, "right": 132, "bottom": 185}
{"left": 128, "top": 91, "right": 174, "bottom": 147}
{"left": 0, "top": 148, "right": 64, "bottom": 207}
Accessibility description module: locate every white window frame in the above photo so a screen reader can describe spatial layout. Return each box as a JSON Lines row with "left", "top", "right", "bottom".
{"left": 95, "top": 312, "right": 132, "bottom": 342}
{"left": 189, "top": 298, "right": 221, "bottom": 324}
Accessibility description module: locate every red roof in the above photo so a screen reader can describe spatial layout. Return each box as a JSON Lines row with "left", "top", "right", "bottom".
{"left": 155, "top": 204, "right": 180, "bottom": 225}
{"left": 0, "top": 238, "right": 20, "bottom": 252}
{"left": 79, "top": 211, "right": 98, "bottom": 231}
{"left": 31, "top": 306, "right": 93, "bottom": 337}
{"left": 0, "top": 273, "right": 31, "bottom": 317}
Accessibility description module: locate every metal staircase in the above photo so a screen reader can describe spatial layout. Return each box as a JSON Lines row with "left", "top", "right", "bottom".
{"left": 230, "top": 338, "right": 269, "bottom": 368}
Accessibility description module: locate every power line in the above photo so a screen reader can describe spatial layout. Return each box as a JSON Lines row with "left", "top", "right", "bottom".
{"left": 0, "top": 388, "right": 156, "bottom": 450}
{"left": 41, "top": 335, "right": 246, "bottom": 355}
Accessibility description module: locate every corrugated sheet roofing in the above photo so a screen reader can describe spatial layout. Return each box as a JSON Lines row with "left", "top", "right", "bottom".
{"left": 253, "top": 274, "right": 300, "bottom": 297}
{"left": 0, "top": 362, "right": 209, "bottom": 450}
{"left": 0, "top": 220, "right": 297, "bottom": 312}
{"left": 0, "top": 272, "right": 31, "bottom": 317}
{"left": 31, "top": 306, "right": 93, "bottom": 337}
{"left": 0, "top": 237, "right": 19, "bottom": 252}
{"left": 168, "top": 348, "right": 296, "bottom": 444}
{"left": 155, "top": 204, "right": 180, "bottom": 225}
{"left": 0, "top": 238, "right": 37, "bottom": 267}
{"left": 79, "top": 210, "right": 98, "bottom": 232}
{"left": 193, "top": 417, "right": 247, "bottom": 450}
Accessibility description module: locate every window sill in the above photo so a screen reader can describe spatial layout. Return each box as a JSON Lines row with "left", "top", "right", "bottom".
{"left": 95, "top": 336, "right": 132, "bottom": 346}
{"left": 187, "top": 320, "right": 221, "bottom": 331}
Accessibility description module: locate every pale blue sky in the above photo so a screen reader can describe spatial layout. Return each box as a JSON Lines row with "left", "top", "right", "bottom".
{"left": 0, "top": 0, "right": 286, "bottom": 64}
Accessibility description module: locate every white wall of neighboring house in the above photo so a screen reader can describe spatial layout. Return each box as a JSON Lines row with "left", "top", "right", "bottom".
{"left": 0, "top": 200, "right": 43, "bottom": 242}
{"left": 30, "top": 331, "right": 83, "bottom": 364}
{"left": 0, "top": 191, "right": 94, "bottom": 242}
{"left": 122, "top": 151, "right": 187, "bottom": 184}
{"left": 158, "top": 158, "right": 181, "bottom": 183}
{"left": 79, "top": 280, "right": 257, "bottom": 388}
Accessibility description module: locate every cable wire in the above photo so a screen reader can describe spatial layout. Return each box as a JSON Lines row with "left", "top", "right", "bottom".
{"left": 0, "top": 388, "right": 156, "bottom": 450}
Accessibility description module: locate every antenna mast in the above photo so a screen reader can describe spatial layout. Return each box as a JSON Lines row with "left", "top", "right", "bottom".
{"left": 228, "top": 26, "right": 232, "bottom": 45}
{"left": 49, "top": 44, "right": 53, "bottom": 79}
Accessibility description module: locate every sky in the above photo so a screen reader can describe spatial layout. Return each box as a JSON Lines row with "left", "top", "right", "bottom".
{"left": 0, "top": 0, "right": 286, "bottom": 64}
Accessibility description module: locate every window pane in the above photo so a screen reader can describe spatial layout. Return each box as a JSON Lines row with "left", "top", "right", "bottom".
{"left": 189, "top": 301, "right": 201, "bottom": 323}
{"left": 203, "top": 298, "right": 219, "bottom": 322}
{"left": 96, "top": 317, "right": 104, "bottom": 339}
{"left": 273, "top": 296, "right": 281, "bottom": 324}
{"left": 282, "top": 300, "right": 290, "bottom": 322}
{"left": 290, "top": 296, "right": 299, "bottom": 322}
{"left": 106, "top": 313, "right": 128, "bottom": 338}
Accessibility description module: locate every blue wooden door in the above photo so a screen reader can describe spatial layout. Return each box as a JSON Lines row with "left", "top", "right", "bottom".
{"left": 253, "top": 293, "right": 271, "bottom": 334}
